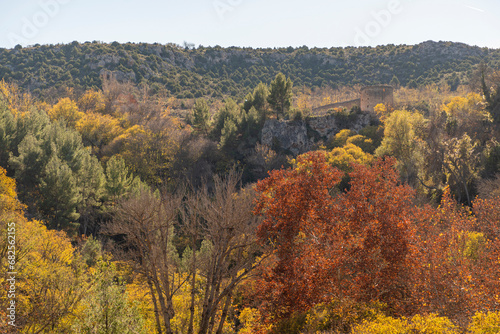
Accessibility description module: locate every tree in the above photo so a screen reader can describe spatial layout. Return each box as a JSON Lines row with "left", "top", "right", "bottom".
{"left": 104, "top": 155, "right": 133, "bottom": 204}
{"left": 75, "top": 112, "right": 123, "bottom": 156}
{"left": 389, "top": 75, "right": 400, "bottom": 88}
{"left": 268, "top": 73, "right": 293, "bottom": 118}
{"left": 0, "top": 173, "right": 89, "bottom": 333}
{"left": 71, "top": 259, "right": 148, "bottom": 334}
{"left": 48, "top": 97, "right": 84, "bottom": 128}
{"left": 77, "top": 88, "right": 106, "bottom": 113}
{"left": 327, "top": 143, "right": 373, "bottom": 173}
{"left": 192, "top": 98, "right": 210, "bottom": 134}
{"left": 39, "top": 155, "right": 81, "bottom": 231}
{"left": 211, "top": 99, "right": 241, "bottom": 141}
{"left": 254, "top": 152, "right": 417, "bottom": 322}
{"left": 0, "top": 98, "right": 15, "bottom": 168}
{"left": 77, "top": 153, "right": 105, "bottom": 234}
{"left": 442, "top": 134, "right": 481, "bottom": 205}
{"left": 375, "top": 109, "right": 426, "bottom": 186}
{"left": 187, "top": 170, "right": 262, "bottom": 334}
{"left": 106, "top": 190, "right": 184, "bottom": 334}
{"left": 244, "top": 82, "right": 270, "bottom": 116}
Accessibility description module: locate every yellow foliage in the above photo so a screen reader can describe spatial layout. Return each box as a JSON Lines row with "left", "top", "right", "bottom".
{"left": 239, "top": 307, "right": 270, "bottom": 334}
{"left": 77, "top": 89, "right": 106, "bottom": 113}
{"left": 468, "top": 311, "right": 500, "bottom": 333}
{"left": 441, "top": 93, "right": 483, "bottom": 116}
{"left": 0, "top": 167, "right": 23, "bottom": 214}
{"left": 374, "top": 103, "right": 389, "bottom": 122}
{"left": 75, "top": 112, "right": 124, "bottom": 148}
{"left": 352, "top": 313, "right": 459, "bottom": 334}
{"left": 0, "top": 170, "right": 88, "bottom": 332}
{"left": 48, "top": 97, "right": 84, "bottom": 127}
{"left": 0, "top": 80, "right": 33, "bottom": 117}
{"left": 331, "top": 129, "right": 357, "bottom": 148}
{"left": 296, "top": 92, "right": 311, "bottom": 110}
{"left": 327, "top": 143, "right": 373, "bottom": 172}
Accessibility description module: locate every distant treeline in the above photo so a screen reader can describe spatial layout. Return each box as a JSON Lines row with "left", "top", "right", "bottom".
{"left": 1, "top": 40, "right": 499, "bottom": 99}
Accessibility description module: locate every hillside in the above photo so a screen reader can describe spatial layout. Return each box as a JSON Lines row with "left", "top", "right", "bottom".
{"left": 1, "top": 40, "right": 499, "bottom": 99}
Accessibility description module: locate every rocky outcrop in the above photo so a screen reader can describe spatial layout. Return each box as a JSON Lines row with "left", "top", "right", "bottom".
{"left": 261, "top": 119, "right": 311, "bottom": 155}
{"left": 261, "top": 111, "right": 375, "bottom": 155}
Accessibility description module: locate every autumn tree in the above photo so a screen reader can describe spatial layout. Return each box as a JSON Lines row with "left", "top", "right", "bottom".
{"left": 375, "top": 109, "right": 426, "bottom": 186}
{"left": 48, "top": 97, "right": 84, "bottom": 128}
{"left": 0, "top": 169, "right": 89, "bottom": 333}
{"left": 254, "top": 152, "right": 418, "bottom": 324}
{"left": 442, "top": 134, "right": 481, "bottom": 205}
{"left": 71, "top": 259, "right": 148, "bottom": 334}
{"left": 187, "top": 171, "right": 262, "bottom": 334}
{"left": 411, "top": 188, "right": 500, "bottom": 321}
{"left": 106, "top": 190, "right": 184, "bottom": 334}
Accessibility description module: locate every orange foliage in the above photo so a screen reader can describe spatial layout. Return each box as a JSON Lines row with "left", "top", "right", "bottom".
{"left": 254, "top": 153, "right": 417, "bottom": 321}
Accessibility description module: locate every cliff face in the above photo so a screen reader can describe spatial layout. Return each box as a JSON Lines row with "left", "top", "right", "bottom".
{"left": 261, "top": 119, "right": 311, "bottom": 155}
{"left": 261, "top": 111, "right": 375, "bottom": 155}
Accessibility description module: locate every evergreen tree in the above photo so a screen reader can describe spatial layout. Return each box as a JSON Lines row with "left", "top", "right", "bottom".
{"left": 268, "top": 73, "right": 293, "bottom": 119}
{"left": 0, "top": 99, "right": 16, "bottom": 169}
{"left": 104, "top": 155, "right": 133, "bottom": 204}
{"left": 40, "top": 154, "right": 82, "bottom": 231}
{"left": 390, "top": 75, "right": 400, "bottom": 88}
{"left": 192, "top": 98, "right": 210, "bottom": 134}
{"left": 71, "top": 260, "right": 147, "bottom": 334}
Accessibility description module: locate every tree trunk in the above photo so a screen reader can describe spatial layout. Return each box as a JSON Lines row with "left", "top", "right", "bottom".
{"left": 147, "top": 276, "right": 163, "bottom": 334}
{"left": 187, "top": 233, "right": 197, "bottom": 334}
{"left": 215, "top": 295, "right": 232, "bottom": 334}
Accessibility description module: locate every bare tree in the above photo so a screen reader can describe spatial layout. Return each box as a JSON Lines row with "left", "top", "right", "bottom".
{"left": 105, "top": 190, "right": 185, "bottom": 334}
{"left": 188, "top": 171, "right": 263, "bottom": 334}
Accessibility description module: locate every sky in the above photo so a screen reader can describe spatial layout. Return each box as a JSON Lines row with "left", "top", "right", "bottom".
{"left": 0, "top": 0, "right": 499, "bottom": 49}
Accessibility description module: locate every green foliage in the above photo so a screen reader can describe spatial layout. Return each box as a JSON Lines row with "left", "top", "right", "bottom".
{"left": 192, "top": 98, "right": 210, "bottom": 134}
{"left": 244, "top": 82, "right": 270, "bottom": 115}
{"left": 40, "top": 155, "right": 81, "bottom": 231}
{"left": 268, "top": 72, "right": 293, "bottom": 118}
{"left": 71, "top": 260, "right": 148, "bottom": 334}
{"left": 346, "top": 134, "right": 375, "bottom": 153}
{"left": 482, "top": 140, "right": 500, "bottom": 179}
{"left": 211, "top": 98, "right": 242, "bottom": 141}
{"left": 9, "top": 115, "right": 106, "bottom": 232}
{"left": 104, "top": 155, "right": 133, "bottom": 203}
{"left": 0, "top": 98, "right": 15, "bottom": 167}
{"left": 79, "top": 236, "right": 103, "bottom": 267}
{"left": 0, "top": 41, "right": 496, "bottom": 99}
{"left": 375, "top": 109, "right": 426, "bottom": 185}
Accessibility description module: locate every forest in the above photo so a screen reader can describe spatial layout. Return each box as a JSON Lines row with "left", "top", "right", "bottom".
{"left": 1, "top": 40, "right": 499, "bottom": 100}
{"left": 1, "top": 40, "right": 500, "bottom": 333}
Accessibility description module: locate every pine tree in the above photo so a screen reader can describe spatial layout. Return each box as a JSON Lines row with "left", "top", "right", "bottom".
{"left": 40, "top": 154, "right": 81, "bottom": 231}
{"left": 192, "top": 98, "right": 210, "bottom": 134}
{"left": 268, "top": 73, "right": 293, "bottom": 119}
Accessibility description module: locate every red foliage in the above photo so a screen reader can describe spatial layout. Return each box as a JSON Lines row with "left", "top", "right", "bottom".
{"left": 254, "top": 153, "right": 417, "bottom": 320}
{"left": 254, "top": 151, "right": 500, "bottom": 326}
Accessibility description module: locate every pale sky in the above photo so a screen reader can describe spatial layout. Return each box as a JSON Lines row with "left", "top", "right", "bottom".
{"left": 0, "top": 0, "right": 499, "bottom": 49}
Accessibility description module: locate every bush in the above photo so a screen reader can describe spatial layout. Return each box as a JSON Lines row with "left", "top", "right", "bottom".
{"left": 352, "top": 313, "right": 459, "bottom": 334}
{"left": 468, "top": 311, "right": 500, "bottom": 333}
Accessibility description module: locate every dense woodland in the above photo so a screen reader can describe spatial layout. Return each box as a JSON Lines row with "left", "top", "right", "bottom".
{"left": 1, "top": 40, "right": 500, "bottom": 100}
{"left": 1, "top": 41, "right": 500, "bottom": 333}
